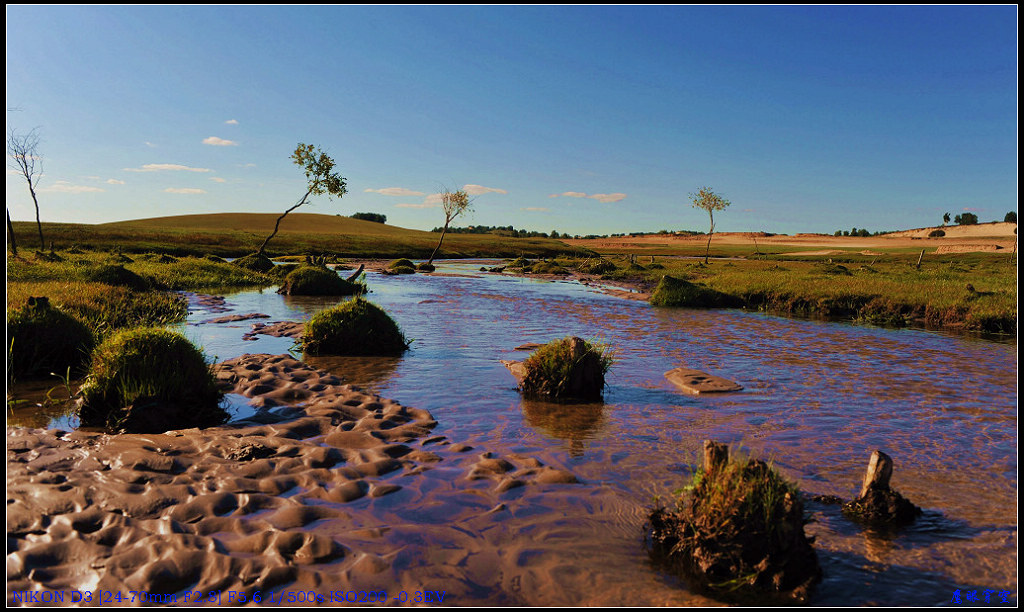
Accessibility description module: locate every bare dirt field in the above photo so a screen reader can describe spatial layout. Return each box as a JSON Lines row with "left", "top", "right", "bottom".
{"left": 566, "top": 222, "right": 1018, "bottom": 253}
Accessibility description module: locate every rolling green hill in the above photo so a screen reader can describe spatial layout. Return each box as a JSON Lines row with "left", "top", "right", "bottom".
{"left": 11, "top": 213, "right": 584, "bottom": 259}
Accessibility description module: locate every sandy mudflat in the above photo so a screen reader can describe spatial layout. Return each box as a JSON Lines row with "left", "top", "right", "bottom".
{"left": 6, "top": 354, "right": 582, "bottom": 606}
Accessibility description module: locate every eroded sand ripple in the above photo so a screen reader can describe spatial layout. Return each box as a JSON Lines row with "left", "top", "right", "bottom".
{"left": 7, "top": 354, "right": 579, "bottom": 605}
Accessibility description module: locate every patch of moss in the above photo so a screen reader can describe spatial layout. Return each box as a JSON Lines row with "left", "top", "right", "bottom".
{"left": 278, "top": 265, "right": 365, "bottom": 296}
{"left": 303, "top": 298, "right": 408, "bottom": 356}
{"left": 7, "top": 297, "right": 95, "bottom": 381}
{"left": 649, "top": 275, "right": 738, "bottom": 308}
{"left": 78, "top": 327, "right": 225, "bottom": 432}
{"left": 520, "top": 336, "right": 612, "bottom": 400}
{"left": 416, "top": 262, "right": 436, "bottom": 272}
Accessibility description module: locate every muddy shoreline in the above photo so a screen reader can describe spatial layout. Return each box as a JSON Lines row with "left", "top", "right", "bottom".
{"left": 7, "top": 353, "right": 583, "bottom": 606}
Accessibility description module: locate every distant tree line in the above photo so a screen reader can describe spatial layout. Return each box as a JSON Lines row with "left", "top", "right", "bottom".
{"left": 350, "top": 212, "right": 387, "bottom": 224}
{"left": 833, "top": 227, "right": 890, "bottom": 237}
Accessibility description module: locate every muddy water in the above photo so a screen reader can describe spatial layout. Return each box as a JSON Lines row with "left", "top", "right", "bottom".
{"left": 15, "top": 261, "right": 1014, "bottom": 605}
{"left": 168, "top": 261, "right": 1017, "bottom": 606}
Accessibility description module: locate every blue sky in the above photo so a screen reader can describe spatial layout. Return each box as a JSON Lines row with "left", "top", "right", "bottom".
{"left": 5, "top": 5, "right": 1017, "bottom": 235}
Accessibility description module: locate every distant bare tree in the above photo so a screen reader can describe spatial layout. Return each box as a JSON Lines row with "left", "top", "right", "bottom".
{"left": 7, "top": 127, "right": 45, "bottom": 250}
{"left": 427, "top": 188, "right": 473, "bottom": 265}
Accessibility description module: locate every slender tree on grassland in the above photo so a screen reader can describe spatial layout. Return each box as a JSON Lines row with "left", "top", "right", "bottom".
{"left": 7, "top": 127, "right": 45, "bottom": 250}
{"left": 257, "top": 143, "right": 348, "bottom": 257}
{"left": 427, "top": 188, "right": 473, "bottom": 265}
{"left": 942, "top": 212, "right": 951, "bottom": 226}
{"left": 690, "top": 186, "right": 731, "bottom": 264}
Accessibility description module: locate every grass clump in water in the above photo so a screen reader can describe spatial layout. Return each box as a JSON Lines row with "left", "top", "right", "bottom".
{"left": 416, "top": 262, "right": 435, "bottom": 272}
{"left": 277, "top": 265, "right": 365, "bottom": 296}
{"left": 387, "top": 258, "right": 417, "bottom": 274}
{"left": 649, "top": 441, "right": 821, "bottom": 604}
{"left": 7, "top": 297, "right": 94, "bottom": 382}
{"left": 649, "top": 275, "right": 738, "bottom": 308}
{"left": 520, "top": 336, "right": 612, "bottom": 400}
{"left": 232, "top": 252, "right": 275, "bottom": 273}
{"left": 577, "top": 258, "right": 617, "bottom": 274}
{"left": 78, "top": 327, "right": 225, "bottom": 433}
{"left": 530, "top": 261, "right": 569, "bottom": 275}
{"left": 303, "top": 298, "right": 409, "bottom": 356}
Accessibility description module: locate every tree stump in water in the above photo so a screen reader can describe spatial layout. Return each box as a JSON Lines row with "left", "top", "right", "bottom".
{"left": 843, "top": 450, "right": 921, "bottom": 526}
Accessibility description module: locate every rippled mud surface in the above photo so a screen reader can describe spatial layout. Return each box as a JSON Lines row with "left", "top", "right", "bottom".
{"left": 8, "top": 261, "right": 1017, "bottom": 606}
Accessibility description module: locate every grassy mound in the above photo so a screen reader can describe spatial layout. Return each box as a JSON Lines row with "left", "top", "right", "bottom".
{"left": 303, "top": 298, "right": 408, "bottom": 356}
{"left": 649, "top": 275, "right": 738, "bottom": 308}
{"left": 7, "top": 297, "right": 94, "bottom": 381}
{"left": 277, "top": 265, "right": 365, "bottom": 296}
{"left": 530, "top": 261, "right": 569, "bottom": 275}
{"left": 577, "top": 258, "right": 617, "bottom": 274}
{"left": 416, "top": 262, "right": 436, "bottom": 272}
{"left": 649, "top": 441, "right": 821, "bottom": 604}
{"left": 232, "top": 252, "right": 275, "bottom": 273}
{"left": 81, "top": 264, "right": 149, "bottom": 291}
{"left": 508, "top": 256, "right": 530, "bottom": 269}
{"left": 78, "top": 328, "right": 225, "bottom": 433}
{"left": 386, "top": 258, "right": 416, "bottom": 274}
{"left": 520, "top": 336, "right": 612, "bottom": 400}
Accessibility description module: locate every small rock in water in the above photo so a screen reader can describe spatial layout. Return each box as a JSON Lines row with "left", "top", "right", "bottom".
{"left": 664, "top": 367, "right": 742, "bottom": 394}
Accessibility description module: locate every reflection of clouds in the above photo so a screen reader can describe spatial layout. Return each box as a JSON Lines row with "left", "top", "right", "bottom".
{"left": 303, "top": 354, "right": 403, "bottom": 390}
{"left": 521, "top": 397, "right": 606, "bottom": 458}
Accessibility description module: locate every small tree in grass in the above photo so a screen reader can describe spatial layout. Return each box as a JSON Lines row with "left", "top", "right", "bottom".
{"left": 257, "top": 143, "right": 347, "bottom": 257}
{"left": 690, "top": 186, "right": 731, "bottom": 264}
{"left": 943, "top": 212, "right": 951, "bottom": 226}
{"left": 426, "top": 188, "right": 473, "bottom": 265}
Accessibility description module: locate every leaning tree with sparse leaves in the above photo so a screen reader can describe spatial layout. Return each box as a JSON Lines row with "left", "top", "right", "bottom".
{"left": 427, "top": 188, "right": 473, "bottom": 265}
{"left": 257, "top": 143, "right": 348, "bottom": 257}
{"left": 690, "top": 186, "right": 732, "bottom": 264}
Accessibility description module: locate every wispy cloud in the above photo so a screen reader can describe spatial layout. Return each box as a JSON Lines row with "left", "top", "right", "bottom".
{"left": 395, "top": 202, "right": 440, "bottom": 209}
{"left": 203, "top": 136, "right": 238, "bottom": 146}
{"left": 548, "top": 191, "right": 627, "bottom": 203}
{"left": 124, "top": 164, "right": 212, "bottom": 173}
{"left": 39, "top": 181, "right": 104, "bottom": 193}
{"left": 164, "top": 188, "right": 206, "bottom": 194}
{"left": 963, "top": 207, "right": 983, "bottom": 212}
{"left": 144, "top": 141, "right": 158, "bottom": 148}
{"left": 423, "top": 193, "right": 445, "bottom": 205}
{"left": 210, "top": 177, "right": 227, "bottom": 183}
{"left": 588, "top": 193, "right": 627, "bottom": 203}
{"left": 463, "top": 184, "right": 507, "bottom": 196}
{"left": 225, "top": 119, "right": 239, "bottom": 125}
{"left": 364, "top": 187, "right": 425, "bottom": 197}
{"left": 106, "top": 179, "right": 125, "bottom": 185}
{"left": 521, "top": 207, "right": 549, "bottom": 212}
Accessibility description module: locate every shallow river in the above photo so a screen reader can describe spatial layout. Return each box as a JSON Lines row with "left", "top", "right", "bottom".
{"left": 20, "top": 261, "right": 1014, "bottom": 605}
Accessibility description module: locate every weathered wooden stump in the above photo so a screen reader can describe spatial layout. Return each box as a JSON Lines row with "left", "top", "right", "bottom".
{"left": 843, "top": 450, "right": 921, "bottom": 526}
{"left": 703, "top": 439, "right": 729, "bottom": 473}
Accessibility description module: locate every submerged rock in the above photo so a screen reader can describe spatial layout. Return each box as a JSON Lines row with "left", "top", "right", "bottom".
{"left": 664, "top": 367, "right": 742, "bottom": 394}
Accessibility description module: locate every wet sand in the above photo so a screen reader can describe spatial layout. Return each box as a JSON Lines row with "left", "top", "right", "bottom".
{"left": 6, "top": 354, "right": 587, "bottom": 606}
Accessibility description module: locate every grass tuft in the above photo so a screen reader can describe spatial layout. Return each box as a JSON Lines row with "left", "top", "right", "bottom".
{"left": 303, "top": 297, "right": 409, "bottom": 356}
{"left": 520, "top": 336, "right": 612, "bottom": 400}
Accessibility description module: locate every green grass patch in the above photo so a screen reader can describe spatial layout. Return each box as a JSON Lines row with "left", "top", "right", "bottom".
{"left": 303, "top": 298, "right": 409, "bottom": 356}
{"left": 78, "top": 327, "right": 225, "bottom": 432}
{"left": 7, "top": 297, "right": 95, "bottom": 382}
{"left": 278, "top": 265, "right": 365, "bottom": 296}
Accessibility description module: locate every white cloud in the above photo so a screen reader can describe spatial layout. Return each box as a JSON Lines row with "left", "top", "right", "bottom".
{"left": 364, "top": 187, "right": 425, "bottom": 197}
{"left": 463, "top": 184, "right": 507, "bottom": 196}
{"left": 225, "top": 119, "right": 239, "bottom": 125}
{"left": 106, "top": 179, "right": 125, "bottom": 185}
{"left": 521, "top": 207, "right": 549, "bottom": 212}
{"left": 546, "top": 191, "right": 626, "bottom": 203}
{"left": 587, "top": 192, "right": 627, "bottom": 203}
{"left": 395, "top": 202, "right": 440, "bottom": 209}
{"left": 203, "top": 136, "right": 238, "bottom": 146}
{"left": 423, "top": 193, "right": 445, "bottom": 205}
{"left": 164, "top": 188, "right": 206, "bottom": 194}
{"left": 145, "top": 141, "right": 158, "bottom": 148}
{"left": 38, "top": 181, "right": 104, "bottom": 193}
{"left": 124, "top": 164, "right": 213, "bottom": 173}
{"left": 210, "top": 177, "right": 227, "bottom": 183}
